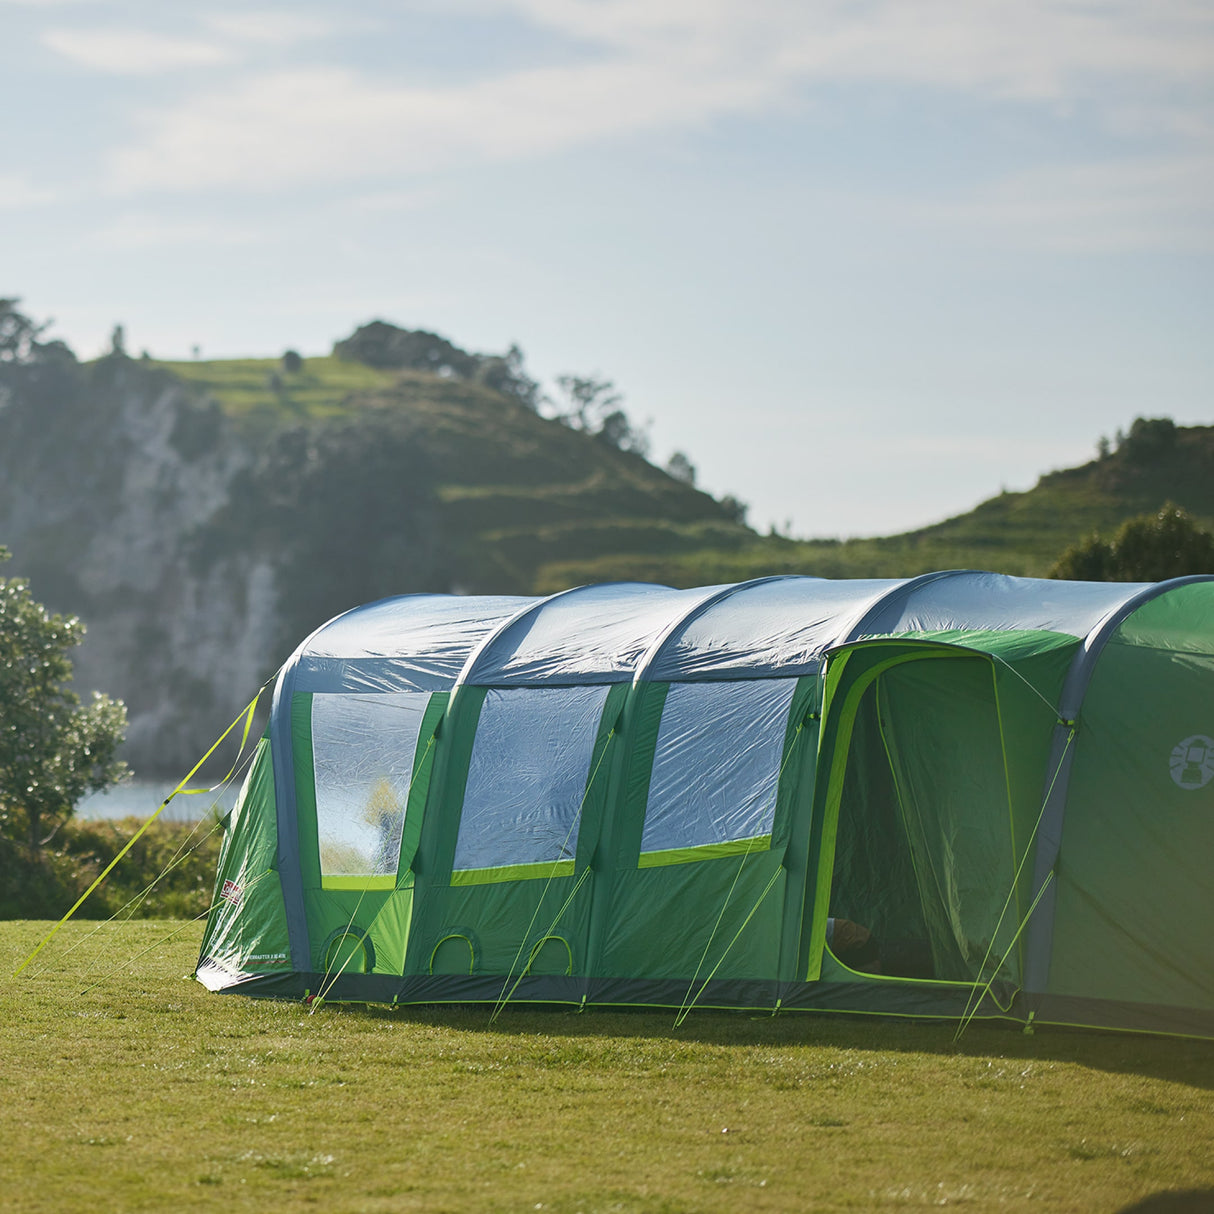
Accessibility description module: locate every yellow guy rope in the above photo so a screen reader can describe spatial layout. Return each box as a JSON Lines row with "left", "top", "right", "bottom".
{"left": 12, "top": 674, "right": 274, "bottom": 980}
{"left": 488, "top": 726, "right": 617, "bottom": 1025}
{"left": 952, "top": 726, "right": 1076, "bottom": 1040}
{"left": 54, "top": 745, "right": 259, "bottom": 984}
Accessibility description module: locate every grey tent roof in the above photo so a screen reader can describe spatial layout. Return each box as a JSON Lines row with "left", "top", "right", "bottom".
{"left": 285, "top": 573, "right": 1155, "bottom": 694}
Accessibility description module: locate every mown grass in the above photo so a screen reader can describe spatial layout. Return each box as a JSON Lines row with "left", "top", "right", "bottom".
{"left": 155, "top": 356, "right": 393, "bottom": 420}
{"left": 3, "top": 921, "right": 1211, "bottom": 1213}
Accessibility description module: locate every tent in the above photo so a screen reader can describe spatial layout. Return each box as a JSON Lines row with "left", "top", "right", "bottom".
{"left": 196, "top": 572, "right": 1214, "bottom": 1037}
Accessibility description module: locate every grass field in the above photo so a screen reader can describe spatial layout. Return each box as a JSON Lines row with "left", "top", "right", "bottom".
{"left": 2, "top": 922, "right": 1212, "bottom": 1213}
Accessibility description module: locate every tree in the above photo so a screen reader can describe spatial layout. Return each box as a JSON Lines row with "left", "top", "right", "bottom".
{"left": 281, "top": 349, "right": 304, "bottom": 374}
{"left": 0, "top": 298, "right": 74, "bottom": 367}
{"left": 665, "top": 451, "right": 696, "bottom": 485}
{"left": 1049, "top": 503, "right": 1214, "bottom": 582}
{"left": 552, "top": 374, "right": 650, "bottom": 454}
{"left": 476, "top": 343, "right": 542, "bottom": 410}
{"left": 0, "top": 548, "right": 128, "bottom": 860}
{"left": 1120, "top": 416, "right": 1177, "bottom": 464}
{"left": 553, "top": 374, "right": 622, "bottom": 433}
{"left": 718, "top": 494, "right": 749, "bottom": 525}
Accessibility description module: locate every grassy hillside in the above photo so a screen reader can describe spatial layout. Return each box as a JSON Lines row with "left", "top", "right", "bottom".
{"left": 535, "top": 423, "right": 1214, "bottom": 590}
{"left": 157, "top": 355, "right": 750, "bottom": 595}
{"left": 161, "top": 353, "right": 1213, "bottom": 594}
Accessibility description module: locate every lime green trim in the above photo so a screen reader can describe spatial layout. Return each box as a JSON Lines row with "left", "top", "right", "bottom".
{"left": 638, "top": 834, "right": 772, "bottom": 869}
{"left": 991, "top": 661, "right": 1016, "bottom": 861}
{"left": 291, "top": 692, "right": 320, "bottom": 888}
{"left": 320, "top": 875, "right": 398, "bottom": 891}
{"left": 989, "top": 662, "right": 1024, "bottom": 970}
{"left": 526, "top": 934, "right": 574, "bottom": 976}
{"left": 429, "top": 933, "right": 475, "bottom": 975}
{"left": 808, "top": 646, "right": 989, "bottom": 981}
{"left": 451, "top": 858, "right": 575, "bottom": 886}
{"left": 822, "top": 946, "right": 1020, "bottom": 1014}
{"left": 322, "top": 930, "right": 372, "bottom": 975}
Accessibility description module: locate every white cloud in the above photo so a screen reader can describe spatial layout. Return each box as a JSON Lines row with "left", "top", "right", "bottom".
{"left": 109, "top": 54, "right": 773, "bottom": 193}
{"left": 42, "top": 28, "right": 232, "bottom": 74}
{"left": 478, "top": 0, "right": 1214, "bottom": 94}
{"left": 202, "top": 11, "right": 337, "bottom": 46}
{"left": 0, "top": 173, "right": 57, "bottom": 209}
{"left": 90, "top": 212, "right": 259, "bottom": 249}
{"left": 97, "top": 0, "right": 1214, "bottom": 253}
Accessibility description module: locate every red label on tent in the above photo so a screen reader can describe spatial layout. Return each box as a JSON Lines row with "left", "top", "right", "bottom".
{"left": 220, "top": 879, "right": 243, "bottom": 906}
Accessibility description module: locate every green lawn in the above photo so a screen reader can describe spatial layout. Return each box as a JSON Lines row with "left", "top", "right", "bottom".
{"left": 3, "top": 921, "right": 1211, "bottom": 1213}
{"left": 154, "top": 355, "right": 392, "bottom": 420}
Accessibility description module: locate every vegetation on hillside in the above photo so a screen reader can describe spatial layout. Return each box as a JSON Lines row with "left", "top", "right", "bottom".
{"left": 155, "top": 320, "right": 753, "bottom": 611}
{"left": 535, "top": 418, "right": 1214, "bottom": 590}
{"left": 1050, "top": 503, "right": 1214, "bottom": 581}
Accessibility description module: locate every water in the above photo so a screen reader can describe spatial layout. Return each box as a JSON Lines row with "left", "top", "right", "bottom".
{"left": 76, "top": 780, "right": 239, "bottom": 824}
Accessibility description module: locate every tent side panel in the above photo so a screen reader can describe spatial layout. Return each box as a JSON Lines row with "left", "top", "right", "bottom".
{"left": 596, "top": 677, "right": 814, "bottom": 983}
{"left": 197, "top": 737, "right": 293, "bottom": 987}
{"left": 1046, "top": 634, "right": 1214, "bottom": 1020}
{"left": 404, "top": 684, "right": 626, "bottom": 982}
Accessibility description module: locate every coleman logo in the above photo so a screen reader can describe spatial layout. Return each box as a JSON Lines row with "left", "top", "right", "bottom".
{"left": 220, "top": 879, "right": 243, "bottom": 905}
{"left": 1170, "top": 735, "right": 1214, "bottom": 790}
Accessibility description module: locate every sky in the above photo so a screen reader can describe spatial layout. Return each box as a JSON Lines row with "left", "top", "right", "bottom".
{"left": 2, "top": 0, "right": 1212, "bottom": 538}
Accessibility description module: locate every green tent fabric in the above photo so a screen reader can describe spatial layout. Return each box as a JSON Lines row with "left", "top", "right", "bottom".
{"left": 196, "top": 573, "right": 1214, "bottom": 1037}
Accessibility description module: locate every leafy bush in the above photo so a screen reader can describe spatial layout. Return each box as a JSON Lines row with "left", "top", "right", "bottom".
{"left": 1049, "top": 502, "right": 1214, "bottom": 581}
{"left": 0, "top": 814, "right": 224, "bottom": 920}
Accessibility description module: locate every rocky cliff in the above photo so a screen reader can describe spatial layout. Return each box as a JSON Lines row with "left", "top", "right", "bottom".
{"left": 0, "top": 333, "right": 746, "bottom": 776}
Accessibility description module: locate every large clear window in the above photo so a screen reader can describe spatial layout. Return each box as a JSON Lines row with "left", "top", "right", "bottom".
{"left": 312, "top": 692, "right": 430, "bottom": 879}
{"left": 641, "top": 679, "right": 797, "bottom": 856}
{"left": 453, "top": 685, "right": 610, "bottom": 873}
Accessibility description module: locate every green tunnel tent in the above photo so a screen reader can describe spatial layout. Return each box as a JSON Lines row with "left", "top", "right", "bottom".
{"left": 196, "top": 573, "right": 1214, "bottom": 1037}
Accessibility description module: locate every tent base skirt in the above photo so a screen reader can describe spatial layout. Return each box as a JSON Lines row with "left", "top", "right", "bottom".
{"left": 196, "top": 961, "right": 1034, "bottom": 1026}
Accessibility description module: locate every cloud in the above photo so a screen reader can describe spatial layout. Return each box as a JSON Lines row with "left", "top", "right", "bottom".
{"left": 42, "top": 27, "right": 232, "bottom": 74}
{"left": 99, "top": 0, "right": 1214, "bottom": 225}
{"left": 0, "top": 173, "right": 57, "bottom": 209}
{"left": 483, "top": 0, "right": 1214, "bottom": 94}
{"left": 90, "top": 212, "right": 260, "bottom": 249}
{"left": 108, "top": 55, "right": 773, "bottom": 193}
{"left": 41, "top": 10, "right": 334, "bottom": 75}
{"left": 202, "top": 11, "right": 337, "bottom": 46}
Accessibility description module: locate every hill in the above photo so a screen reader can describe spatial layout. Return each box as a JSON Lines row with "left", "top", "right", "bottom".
{"left": 0, "top": 320, "right": 746, "bottom": 774}
{"left": 535, "top": 418, "right": 1214, "bottom": 590}
{"left": 1, "top": 300, "right": 1209, "bottom": 775}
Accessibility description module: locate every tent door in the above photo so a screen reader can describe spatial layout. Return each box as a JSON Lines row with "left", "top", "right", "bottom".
{"left": 819, "top": 648, "right": 1022, "bottom": 986}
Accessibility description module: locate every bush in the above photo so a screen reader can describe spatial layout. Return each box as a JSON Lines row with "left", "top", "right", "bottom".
{"left": 1120, "top": 416, "right": 1178, "bottom": 464}
{"left": 0, "top": 814, "right": 224, "bottom": 920}
{"left": 1050, "top": 502, "right": 1214, "bottom": 581}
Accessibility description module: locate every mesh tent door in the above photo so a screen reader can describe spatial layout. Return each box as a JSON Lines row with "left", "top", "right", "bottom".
{"left": 819, "top": 643, "right": 1031, "bottom": 986}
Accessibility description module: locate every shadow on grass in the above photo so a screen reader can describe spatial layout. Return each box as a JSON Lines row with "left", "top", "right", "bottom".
{"left": 1117, "top": 1192, "right": 1214, "bottom": 1213}
{"left": 317, "top": 999, "right": 1214, "bottom": 1091}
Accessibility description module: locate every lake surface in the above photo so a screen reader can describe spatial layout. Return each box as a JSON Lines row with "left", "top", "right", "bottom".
{"left": 76, "top": 780, "right": 240, "bottom": 824}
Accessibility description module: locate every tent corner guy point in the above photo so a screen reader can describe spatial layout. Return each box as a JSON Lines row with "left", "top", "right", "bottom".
{"left": 196, "top": 572, "right": 1214, "bottom": 1038}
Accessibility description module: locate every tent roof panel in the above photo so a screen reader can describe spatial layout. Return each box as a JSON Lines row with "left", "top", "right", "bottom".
{"left": 294, "top": 593, "right": 535, "bottom": 693}
{"left": 644, "top": 576, "right": 908, "bottom": 681}
{"left": 462, "top": 582, "right": 724, "bottom": 686}
{"left": 856, "top": 571, "right": 1151, "bottom": 639}
{"left": 1113, "top": 579, "right": 1214, "bottom": 655}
